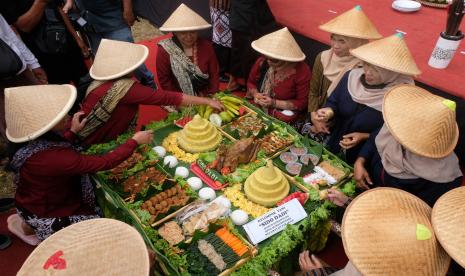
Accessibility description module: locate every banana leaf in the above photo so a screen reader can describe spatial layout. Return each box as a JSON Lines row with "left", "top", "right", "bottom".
{"left": 152, "top": 124, "right": 182, "bottom": 146}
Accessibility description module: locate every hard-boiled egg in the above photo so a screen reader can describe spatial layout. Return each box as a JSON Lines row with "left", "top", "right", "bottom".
{"left": 152, "top": 146, "right": 166, "bottom": 158}
{"left": 163, "top": 155, "right": 178, "bottom": 168}
{"left": 175, "top": 167, "right": 189, "bottom": 178}
{"left": 230, "top": 210, "right": 248, "bottom": 225}
{"left": 187, "top": 177, "right": 203, "bottom": 190}
{"left": 199, "top": 187, "right": 216, "bottom": 201}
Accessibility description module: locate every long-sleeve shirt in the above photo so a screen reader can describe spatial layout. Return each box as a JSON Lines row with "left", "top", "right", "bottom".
{"left": 156, "top": 38, "right": 219, "bottom": 95}
{"left": 358, "top": 129, "right": 462, "bottom": 207}
{"left": 324, "top": 72, "right": 383, "bottom": 164}
{"left": 65, "top": 81, "right": 183, "bottom": 147}
{"left": 15, "top": 139, "right": 138, "bottom": 218}
{"left": 0, "top": 13, "right": 39, "bottom": 74}
{"left": 247, "top": 57, "right": 311, "bottom": 123}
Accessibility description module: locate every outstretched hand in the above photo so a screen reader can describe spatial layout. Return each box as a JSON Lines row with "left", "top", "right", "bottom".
{"left": 132, "top": 130, "right": 154, "bottom": 145}
{"left": 207, "top": 98, "right": 224, "bottom": 111}
{"left": 354, "top": 158, "right": 373, "bottom": 190}
{"left": 339, "top": 132, "right": 368, "bottom": 150}
{"left": 327, "top": 188, "right": 350, "bottom": 207}
{"left": 299, "top": 251, "right": 323, "bottom": 272}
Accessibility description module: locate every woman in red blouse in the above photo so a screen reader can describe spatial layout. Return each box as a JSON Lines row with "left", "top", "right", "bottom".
{"left": 247, "top": 28, "right": 311, "bottom": 124}
{"left": 156, "top": 4, "right": 219, "bottom": 96}
{"left": 64, "top": 39, "right": 222, "bottom": 147}
{"left": 5, "top": 84, "right": 153, "bottom": 243}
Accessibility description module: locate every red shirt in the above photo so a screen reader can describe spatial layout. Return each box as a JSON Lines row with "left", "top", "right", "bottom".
{"left": 156, "top": 38, "right": 219, "bottom": 95}
{"left": 66, "top": 81, "right": 182, "bottom": 147}
{"left": 247, "top": 57, "right": 311, "bottom": 123}
{"left": 15, "top": 139, "right": 138, "bottom": 218}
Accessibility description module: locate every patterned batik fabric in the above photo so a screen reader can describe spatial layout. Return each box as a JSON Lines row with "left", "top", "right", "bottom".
{"left": 210, "top": 7, "right": 232, "bottom": 48}
{"left": 17, "top": 206, "right": 100, "bottom": 241}
{"left": 12, "top": 139, "right": 101, "bottom": 241}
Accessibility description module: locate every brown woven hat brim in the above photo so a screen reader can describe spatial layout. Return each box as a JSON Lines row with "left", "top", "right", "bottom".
{"left": 350, "top": 33, "right": 421, "bottom": 76}
{"left": 18, "top": 218, "right": 150, "bottom": 276}
{"left": 251, "top": 27, "right": 306, "bottom": 62}
{"left": 319, "top": 6, "right": 382, "bottom": 40}
{"left": 432, "top": 187, "right": 465, "bottom": 268}
{"left": 383, "top": 84, "right": 459, "bottom": 158}
{"left": 90, "top": 39, "right": 149, "bottom": 81}
{"left": 159, "top": 3, "right": 211, "bottom": 32}
{"left": 5, "top": 85, "right": 76, "bottom": 143}
{"left": 342, "top": 188, "right": 450, "bottom": 275}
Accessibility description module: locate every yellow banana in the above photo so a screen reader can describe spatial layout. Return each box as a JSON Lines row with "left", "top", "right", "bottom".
{"left": 221, "top": 95, "right": 243, "bottom": 105}
{"left": 223, "top": 101, "right": 240, "bottom": 111}
{"left": 203, "top": 106, "right": 213, "bottom": 119}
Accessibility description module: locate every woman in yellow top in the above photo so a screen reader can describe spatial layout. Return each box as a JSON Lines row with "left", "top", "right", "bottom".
{"left": 300, "top": 5, "right": 381, "bottom": 137}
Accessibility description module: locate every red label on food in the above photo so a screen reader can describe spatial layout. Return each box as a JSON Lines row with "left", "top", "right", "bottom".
{"left": 43, "top": 250, "right": 67, "bottom": 270}
{"left": 190, "top": 163, "right": 227, "bottom": 190}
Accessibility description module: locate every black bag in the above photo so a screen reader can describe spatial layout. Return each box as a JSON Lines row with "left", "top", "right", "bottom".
{"left": 32, "top": 7, "right": 70, "bottom": 55}
{"left": 190, "top": 73, "right": 210, "bottom": 92}
{"left": 0, "top": 39, "right": 23, "bottom": 79}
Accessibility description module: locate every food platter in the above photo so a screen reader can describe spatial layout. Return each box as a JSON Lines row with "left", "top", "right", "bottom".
{"left": 90, "top": 94, "right": 356, "bottom": 275}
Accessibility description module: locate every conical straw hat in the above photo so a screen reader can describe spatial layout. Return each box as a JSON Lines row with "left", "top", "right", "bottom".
{"left": 350, "top": 33, "right": 421, "bottom": 76}
{"left": 5, "top": 84, "right": 76, "bottom": 143}
{"left": 18, "top": 218, "right": 150, "bottom": 276}
{"left": 251, "top": 27, "right": 305, "bottom": 62}
{"left": 159, "top": 3, "right": 211, "bottom": 32}
{"left": 342, "top": 188, "right": 450, "bottom": 275}
{"left": 319, "top": 5, "right": 382, "bottom": 40}
{"left": 383, "top": 84, "right": 458, "bottom": 158}
{"left": 90, "top": 39, "right": 149, "bottom": 81}
{"left": 432, "top": 187, "right": 465, "bottom": 268}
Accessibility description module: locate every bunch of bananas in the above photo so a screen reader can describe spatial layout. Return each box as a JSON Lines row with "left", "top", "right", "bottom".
{"left": 197, "top": 95, "right": 244, "bottom": 124}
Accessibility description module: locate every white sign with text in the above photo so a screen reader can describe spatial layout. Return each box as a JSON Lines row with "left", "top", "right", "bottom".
{"left": 243, "top": 198, "right": 308, "bottom": 245}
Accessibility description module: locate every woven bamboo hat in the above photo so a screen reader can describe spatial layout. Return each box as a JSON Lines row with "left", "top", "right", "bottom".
{"left": 432, "top": 187, "right": 465, "bottom": 268}
{"left": 342, "top": 188, "right": 450, "bottom": 275}
{"left": 383, "top": 84, "right": 459, "bottom": 158}
{"left": 5, "top": 84, "right": 76, "bottom": 143}
{"left": 319, "top": 5, "right": 382, "bottom": 40}
{"left": 159, "top": 3, "right": 211, "bottom": 32}
{"left": 350, "top": 33, "right": 421, "bottom": 76}
{"left": 17, "top": 218, "right": 149, "bottom": 276}
{"left": 251, "top": 27, "right": 306, "bottom": 62}
{"left": 90, "top": 39, "right": 149, "bottom": 81}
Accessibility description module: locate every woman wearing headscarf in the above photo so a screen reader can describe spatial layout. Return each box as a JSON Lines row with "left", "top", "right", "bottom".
{"left": 156, "top": 4, "right": 220, "bottom": 96}
{"left": 64, "top": 39, "right": 222, "bottom": 147}
{"left": 311, "top": 33, "right": 419, "bottom": 164}
{"left": 308, "top": 5, "right": 381, "bottom": 112}
{"left": 247, "top": 27, "right": 311, "bottom": 124}
{"left": 299, "top": 6, "right": 381, "bottom": 138}
{"left": 5, "top": 84, "right": 154, "bottom": 244}
{"left": 354, "top": 85, "right": 462, "bottom": 207}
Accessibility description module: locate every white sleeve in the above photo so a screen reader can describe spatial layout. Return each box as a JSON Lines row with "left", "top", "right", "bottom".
{"left": 0, "top": 14, "right": 41, "bottom": 70}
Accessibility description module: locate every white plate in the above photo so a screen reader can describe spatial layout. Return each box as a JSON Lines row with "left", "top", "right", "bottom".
{"left": 392, "top": 0, "right": 421, "bottom": 13}
{"left": 281, "top": 110, "right": 295, "bottom": 116}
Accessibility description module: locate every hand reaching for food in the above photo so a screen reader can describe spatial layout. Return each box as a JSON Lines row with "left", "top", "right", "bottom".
{"left": 339, "top": 132, "right": 369, "bottom": 150}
